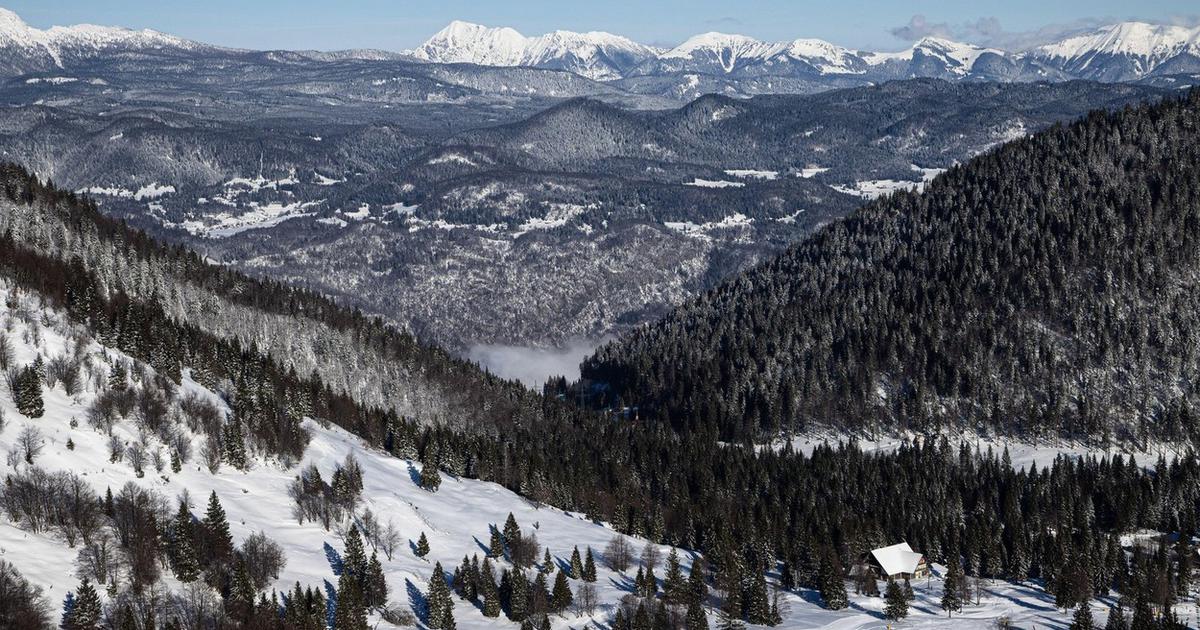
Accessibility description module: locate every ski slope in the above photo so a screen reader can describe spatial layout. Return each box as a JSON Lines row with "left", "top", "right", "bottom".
{"left": 0, "top": 284, "right": 1123, "bottom": 628}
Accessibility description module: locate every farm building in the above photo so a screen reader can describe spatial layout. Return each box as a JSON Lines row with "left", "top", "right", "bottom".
{"left": 849, "top": 542, "right": 930, "bottom": 580}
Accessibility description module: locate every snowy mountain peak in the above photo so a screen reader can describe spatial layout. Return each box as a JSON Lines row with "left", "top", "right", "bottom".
{"left": 1036, "top": 21, "right": 1200, "bottom": 60}
{"left": 411, "top": 20, "right": 659, "bottom": 79}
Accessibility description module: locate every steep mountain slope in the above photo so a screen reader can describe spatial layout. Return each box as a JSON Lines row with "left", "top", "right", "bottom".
{"left": 582, "top": 89, "right": 1200, "bottom": 445}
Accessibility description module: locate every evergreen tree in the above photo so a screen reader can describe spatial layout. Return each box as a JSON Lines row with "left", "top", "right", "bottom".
{"left": 416, "top": 532, "right": 430, "bottom": 558}
{"left": 363, "top": 553, "right": 387, "bottom": 610}
{"left": 509, "top": 568, "right": 529, "bottom": 622}
{"left": 481, "top": 558, "right": 501, "bottom": 618}
{"left": 427, "top": 562, "right": 456, "bottom": 630}
{"left": 172, "top": 501, "right": 200, "bottom": 583}
{"left": 203, "top": 491, "right": 233, "bottom": 564}
{"left": 542, "top": 548, "right": 554, "bottom": 573}
{"left": 942, "top": 559, "right": 964, "bottom": 618}
{"left": 688, "top": 558, "right": 709, "bottom": 607}
{"left": 1104, "top": 605, "right": 1127, "bottom": 630}
{"left": 13, "top": 365, "right": 43, "bottom": 418}
{"left": 664, "top": 547, "right": 685, "bottom": 605}
{"left": 779, "top": 561, "right": 795, "bottom": 591}
{"left": 503, "top": 513, "right": 521, "bottom": 552}
{"left": 222, "top": 418, "right": 248, "bottom": 470}
{"left": 582, "top": 547, "right": 597, "bottom": 582}
{"left": 334, "top": 564, "right": 367, "bottom": 630}
{"left": 229, "top": 557, "right": 256, "bottom": 621}
{"left": 343, "top": 526, "right": 367, "bottom": 577}
{"left": 818, "top": 548, "right": 847, "bottom": 610}
{"left": 108, "top": 365, "right": 127, "bottom": 391}
{"left": 686, "top": 600, "right": 709, "bottom": 630}
{"left": 420, "top": 453, "right": 442, "bottom": 491}
{"left": 551, "top": 568, "right": 573, "bottom": 613}
{"left": 490, "top": 528, "right": 505, "bottom": 559}
{"left": 570, "top": 546, "right": 584, "bottom": 579}
{"left": 883, "top": 579, "right": 908, "bottom": 621}
{"left": 1070, "top": 603, "right": 1095, "bottom": 630}
{"left": 745, "top": 571, "right": 771, "bottom": 624}
{"left": 63, "top": 577, "right": 102, "bottom": 630}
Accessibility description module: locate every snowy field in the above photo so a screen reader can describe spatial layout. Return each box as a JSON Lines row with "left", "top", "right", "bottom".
{"left": 0, "top": 285, "right": 1149, "bottom": 628}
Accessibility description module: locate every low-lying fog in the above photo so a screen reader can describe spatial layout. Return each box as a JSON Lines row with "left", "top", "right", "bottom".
{"left": 467, "top": 337, "right": 613, "bottom": 390}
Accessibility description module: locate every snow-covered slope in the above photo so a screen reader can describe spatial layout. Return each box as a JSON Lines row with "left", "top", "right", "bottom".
{"left": 0, "top": 269, "right": 1117, "bottom": 628}
{"left": 1032, "top": 22, "right": 1200, "bottom": 80}
{"left": 410, "top": 20, "right": 660, "bottom": 80}
{"left": 0, "top": 255, "right": 1151, "bottom": 629}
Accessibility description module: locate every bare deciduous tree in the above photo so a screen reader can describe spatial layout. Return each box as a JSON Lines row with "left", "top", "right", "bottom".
{"left": 16, "top": 425, "right": 42, "bottom": 464}
{"left": 604, "top": 535, "right": 633, "bottom": 573}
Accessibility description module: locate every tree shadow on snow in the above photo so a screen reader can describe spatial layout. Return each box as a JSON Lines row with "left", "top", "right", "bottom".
{"left": 848, "top": 600, "right": 885, "bottom": 619}
{"left": 608, "top": 574, "right": 636, "bottom": 594}
{"left": 992, "top": 589, "right": 1057, "bottom": 612}
{"left": 323, "top": 580, "right": 337, "bottom": 628}
{"left": 406, "top": 578, "right": 428, "bottom": 623}
{"left": 471, "top": 535, "right": 491, "bottom": 557}
{"left": 324, "top": 542, "right": 343, "bottom": 576}
{"left": 407, "top": 463, "right": 422, "bottom": 487}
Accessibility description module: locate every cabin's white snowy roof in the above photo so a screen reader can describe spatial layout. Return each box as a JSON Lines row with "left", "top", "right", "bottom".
{"left": 871, "top": 542, "right": 924, "bottom": 575}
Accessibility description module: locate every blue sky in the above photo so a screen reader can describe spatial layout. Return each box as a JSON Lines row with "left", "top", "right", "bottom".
{"left": 10, "top": 0, "right": 1200, "bottom": 52}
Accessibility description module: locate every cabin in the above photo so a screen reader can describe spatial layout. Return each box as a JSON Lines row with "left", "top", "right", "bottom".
{"left": 849, "top": 542, "right": 930, "bottom": 581}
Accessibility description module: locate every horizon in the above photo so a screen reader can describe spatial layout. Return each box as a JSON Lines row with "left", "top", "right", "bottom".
{"left": 6, "top": 1, "right": 1200, "bottom": 54}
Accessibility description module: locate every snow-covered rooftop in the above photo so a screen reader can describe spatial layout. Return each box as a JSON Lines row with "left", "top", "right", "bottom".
{"left": 871, "top": 542, "right": 925, "bottom": 576}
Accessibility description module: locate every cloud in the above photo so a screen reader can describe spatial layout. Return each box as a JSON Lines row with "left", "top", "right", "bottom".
{"left": 467, "top": 337, "right": 613, "bottom": 390}
{"left": 889, "top": 13, "right": 1200, "bottom": 51}
{"left": 889, "top": 15, "right": 954, "bottom": 42}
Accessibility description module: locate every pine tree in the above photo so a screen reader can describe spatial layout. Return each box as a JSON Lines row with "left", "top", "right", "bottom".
{"left": 509, "top": 568, "right": 529, "bottom": 622}
{"left": 64, "top": 577, "right": 102, "bottom": 630}
{"left": 745, "top": 570, "right": 771, "bottom": 624}
{"left": 203, "top": 491, "right": 233, "bottom": 563}
{"left": 1104, "top": 605, "right": 1127, "bottom": 630}
{"left": 222, "top": 418, "right": 248, "bottom": 470}
{"left": 229, "top": 557, "right": 256, "bottom": 621}
{"left": 941, "top": 559, "right": 964, "bottom": 618}
{"left": 420, "top": 453, "right": 442, "bottom": 491}
{"left": 503, "top": 513, "right": 521, "bottom": 551}
{"left": 542, "top": 548, "right": 554, "bottom": 573}
{"left": 688, "top": 558, "right": 708, "bottom": 607}
{"left": 364, "top": 553, "right": 387, "bottom": 610}
{"left": 344, "top": 526, "right": 367, "bottom": 577}
{"left": 686, "top": 600, "right": 709, "bottom": 630}
{"left": 644, "top": 564, "right": 658, "bottom": 599}
{"left": 490, "top": 528, "right": 505, "bottom": 559}
{"left": 551, "top": 568, "right": 573, "bottom": 612}
{"left": 583, "top": 547, "right": 598, "bottom": 582}
{"left": 570, "top": 546, "right": 584, "bottom": 579}
{"left": 664, "top": 548, "right": 685, "bottom": 605}
{"left": 14, "top": 365, "right": 43, "bottom": 418}
{"left": 481, "top": 558, "right": 501, "bottom": 618}
{"left": 1071, "top": 603, "right": 1095, "bottom": 630}
{"left": 172, "top": 501, "right": 200, "bottom": 583}
{"left": 416, "top": 531, "right": 430, "bottom": 558}
{"left": 779, "top": 561, "right": 795, "bottom": 591}
{"left": 427, "top": 562, "right": 456, "bottom": 630}
{"left": 334, "top": 565, "right": 367, "bottom": 630}
{"left": 883, "top": 579, "right": 908, "bottom": 621}
{"left": 818, "top": 548, "right": 847, "bottom": 610}
{"left": 108, "top": 365, "right": 127, "bottom": 391}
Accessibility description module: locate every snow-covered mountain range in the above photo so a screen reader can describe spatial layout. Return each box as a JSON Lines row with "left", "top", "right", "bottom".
{"left": 410, "top": 19, "right": 1200, "bottom": 84}
{"left": 0, "top": 7, "right": 215, "bottom": 75}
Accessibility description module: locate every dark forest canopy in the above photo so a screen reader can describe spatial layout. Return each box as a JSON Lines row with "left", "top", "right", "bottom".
{"left": 582, "top": 88, "right": 1200, "bottom": 446}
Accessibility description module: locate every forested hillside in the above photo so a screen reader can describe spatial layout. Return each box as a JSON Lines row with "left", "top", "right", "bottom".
{"left": 4, "top": 152, "right": 1200, "bottom": 628}
{"left": 583, "top": 88, "right": 1200, "bottom": 445}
